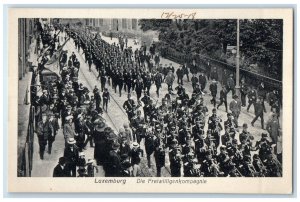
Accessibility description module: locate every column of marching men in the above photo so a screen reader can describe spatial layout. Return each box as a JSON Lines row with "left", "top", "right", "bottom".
{"left": 34, "top": 24, "right": 283, "bottom": 177}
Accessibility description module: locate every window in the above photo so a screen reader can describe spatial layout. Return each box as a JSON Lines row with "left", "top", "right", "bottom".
{"left": 99, "top": 19, "right": 104, "bottom": 26}
{"left": 132, "top": 19, "right": 137, "bottom": 30}
{"left": 122, "top": 19, "right": 127, "bottom": 29}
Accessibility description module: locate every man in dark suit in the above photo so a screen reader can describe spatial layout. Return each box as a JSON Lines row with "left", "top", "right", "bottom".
{"left": 105, "top": 142, "right": 122, "bottom": 177}
{"left": 217, "top": 85, "right": 228, "bottom": 112}
{"left": 229, "top": 95, "right": 242, "bottom": 127}
{"left": 53, "top": 157, "right": 70, "bottom": 177}
{"left": 209, "top": 79, "right": 218, "bottom": 107}
{"left": 63, "top": 138, "right": 79, "bottom": 177}
{"left": 37, "top": 113, "right": 51, "bottom": 160}
{"left": 251, "top": 97, "right": 266, "bottom": 129}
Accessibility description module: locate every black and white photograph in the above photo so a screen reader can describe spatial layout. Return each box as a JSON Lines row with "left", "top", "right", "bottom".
{"left": 9, "top": 8, "right": 293, "bottom": 193}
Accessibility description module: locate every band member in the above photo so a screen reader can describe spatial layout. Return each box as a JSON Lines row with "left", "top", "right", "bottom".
{"left": 102, "top": 88, "right": 110, "bottom": 112}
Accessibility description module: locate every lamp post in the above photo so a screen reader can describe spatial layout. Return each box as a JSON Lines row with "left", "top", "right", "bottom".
{"left": 235, "top": 19, "right": 240, "bottom": 98}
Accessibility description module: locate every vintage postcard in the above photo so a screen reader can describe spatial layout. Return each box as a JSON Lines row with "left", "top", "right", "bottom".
{"left": 8, "top": 8, "right": 293, "bottom": 193}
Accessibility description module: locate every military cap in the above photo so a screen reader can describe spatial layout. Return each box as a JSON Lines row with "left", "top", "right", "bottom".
{"left": 242, "top": 123, "right": 248, "bottom": 128}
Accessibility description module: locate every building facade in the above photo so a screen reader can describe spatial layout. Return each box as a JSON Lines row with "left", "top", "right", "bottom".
{"left": 85, "top": 18, "right": 141, "bottom": 34}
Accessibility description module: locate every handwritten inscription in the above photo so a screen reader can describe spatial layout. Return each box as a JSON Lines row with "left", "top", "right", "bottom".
{"left": 161, "top": 11, "right": 197, "bottom": 20}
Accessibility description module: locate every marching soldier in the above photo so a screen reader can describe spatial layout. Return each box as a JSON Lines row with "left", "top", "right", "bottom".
{"left": 135, "top": 76, "right": 144, "bottom": 101}
{"left": 130, "top": 110, "right": 145, "bottom": 144}
{"left": 123, "top": 93, "right": 135, "bottom": 120}
{"left": 239, "top": 123, "right": 254, "bottom": 144}
{"left": 102, "top": 88, "right": 110, "bottom": 112}
{"left": 144, "top": 129, "right": 156, "bottom": 168}
{"left": 208, "top": 108, "right": 223, "bottom": 148}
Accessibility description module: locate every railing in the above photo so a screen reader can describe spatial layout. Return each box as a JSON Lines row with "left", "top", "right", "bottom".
{"left": 160, "top": 45, "right": 282, "bottom": 91}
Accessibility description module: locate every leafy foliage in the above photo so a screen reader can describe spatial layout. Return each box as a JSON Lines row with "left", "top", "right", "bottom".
{"left": 140, "top": 19, "right": 283, "bottom": 78}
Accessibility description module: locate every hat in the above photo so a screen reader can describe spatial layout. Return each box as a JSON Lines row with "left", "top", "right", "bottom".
{"left": 220, "top": 145, "right": 227, "bottom": 150}
{"left": 66, "top": 105, "right": 72, "bottom": 109}
{"left": 232, "top": 139, "right": 238, "bottom": 144}
{"left": 58, "top": 157, "right": 66, "bottom": 165}
{"left": 227, "top": 112, "right": 232, "bottom": 117}
{"left": 212, "top": 108, "right": 217, "bottom": 112}
{"left": 132, "top": 142, "right": 139, "bottom": 148}
{"left": 65, "top": 115, "right": 73, "bottom": 121}
{"left": 242, "top": 123, "right": 248, "bottom": 128}
{"left": 233, "top": 95, "right": 238, "bottom": 99}
{"left": 87, "top": 159, "right": 95, "bottom": 164}
{"left": 67, "top": 138, "right": 76, "bottom": 144}
{"left": 77, "top": 168, "right": 86, "bottom": 173}
{"left": 112, "top": 142, "right": 120, "bottom": 150}
{"left": 95, "top": 121, "right": 106, "bottom": 132}
{"left": 262, "top": 133, "right": 268, "bottom": 138}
